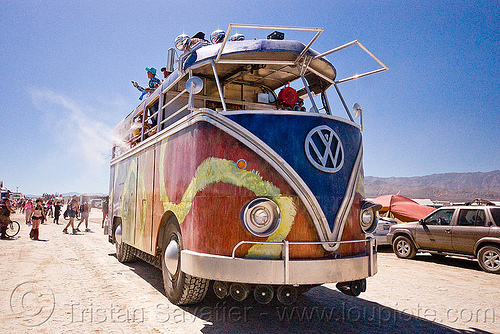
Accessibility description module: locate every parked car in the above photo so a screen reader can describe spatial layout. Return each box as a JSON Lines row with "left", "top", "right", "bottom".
{"left": 386, "top": 199, "right": 500, "bottom": 274}
{"left": 91, "top": 199, "right": 102, "bottom": 209}
{"left": 373, "top": 217, "right": 398, "bottom": 246}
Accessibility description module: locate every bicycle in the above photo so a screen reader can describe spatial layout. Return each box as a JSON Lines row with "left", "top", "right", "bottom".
{"left": 5, "top": 220, "right": 20, "bottom": 238}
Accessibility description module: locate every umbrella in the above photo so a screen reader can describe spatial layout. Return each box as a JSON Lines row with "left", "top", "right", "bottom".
{"left": 373, "top": 194, "right": 436, "bottom": 222}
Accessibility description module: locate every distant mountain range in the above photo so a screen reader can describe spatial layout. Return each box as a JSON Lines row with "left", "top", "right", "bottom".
{"left": 365, "top": 170, "right": 500, "bottom": 202}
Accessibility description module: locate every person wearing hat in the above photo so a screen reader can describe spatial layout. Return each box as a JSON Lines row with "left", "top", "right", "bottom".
{"left": 0, "top": 191, "right": 16, "bottom": 239}
{"left": 145, "top": 67, "right": 161, "bottom": 91}
{"left": 132, "top": 67, "right": 161, "bottom": 98}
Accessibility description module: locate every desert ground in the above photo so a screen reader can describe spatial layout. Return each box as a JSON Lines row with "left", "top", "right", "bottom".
{"left": 1, "top": 210, "right": 498, "bottom": 333}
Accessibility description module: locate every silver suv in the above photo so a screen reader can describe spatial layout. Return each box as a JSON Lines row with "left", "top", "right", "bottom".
{"left": 386, "top": 199, "right": 500, "bottom": 274}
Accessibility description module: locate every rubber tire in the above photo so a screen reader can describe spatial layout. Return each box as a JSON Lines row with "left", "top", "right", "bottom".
{"left": 116, "top": 239, "right": 136, "bottom": 263}
{"left": 349, "top": 280, "right": 362, "bottom": 297}
{"left": 115, "top": 223, "right": 136, "bottom": 263}
{"left": 6, "top": 220, "right": 20, "bottom": 237}
{"left": 393, "top": 235, "right": 417, "bottom": 259}
{"left": 477, "top": 245, "right": 500, "bottom": 274}
{"left": 161, "top": 221, "right": 209, "bottom": 305}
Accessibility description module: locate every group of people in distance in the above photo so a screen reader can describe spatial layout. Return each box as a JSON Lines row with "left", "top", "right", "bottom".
{"left": 0, "top": 191, "right": 109, "bottom": 241}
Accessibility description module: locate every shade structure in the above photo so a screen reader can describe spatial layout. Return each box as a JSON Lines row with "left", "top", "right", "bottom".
{"left": 372, "top": 195, "right": 436, "bottom": 222}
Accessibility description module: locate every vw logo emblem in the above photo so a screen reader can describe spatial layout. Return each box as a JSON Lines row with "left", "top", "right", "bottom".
{"left": 304, "top": 125, "right": 344, "bottom": 173}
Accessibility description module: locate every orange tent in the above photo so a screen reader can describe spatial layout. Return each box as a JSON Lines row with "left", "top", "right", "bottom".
{"left": 373, "top": 195, "right": 436, "bottom": 222}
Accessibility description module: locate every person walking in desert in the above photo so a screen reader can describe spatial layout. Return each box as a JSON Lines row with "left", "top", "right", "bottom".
{"left": 63, "top": 195, "right": 79, "bottom": 234}
{"left": 30, "top": 199, "right": 46, "bottom": 240}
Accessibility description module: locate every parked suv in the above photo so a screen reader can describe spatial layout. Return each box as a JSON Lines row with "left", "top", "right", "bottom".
{"left": 387, "top": 199, "right": 500, "bottom": 274}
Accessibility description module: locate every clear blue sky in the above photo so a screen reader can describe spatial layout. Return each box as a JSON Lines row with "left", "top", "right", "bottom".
{"left": 1, "top": 0, "right": 499, "bottom": 195}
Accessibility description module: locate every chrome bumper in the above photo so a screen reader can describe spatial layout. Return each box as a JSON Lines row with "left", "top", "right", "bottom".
{"left": 181, "top": 238, "right": 377, "bottom": 285}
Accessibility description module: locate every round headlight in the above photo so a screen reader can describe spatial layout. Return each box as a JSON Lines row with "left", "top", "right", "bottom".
{"left": 241, "top": 198, "right": 281, "bottom": 237}
{"left": 361, "top": 209, "right": 375, "bottom": 231}
{"left": 360, "top": 201, "right": 380, "bottom": 233}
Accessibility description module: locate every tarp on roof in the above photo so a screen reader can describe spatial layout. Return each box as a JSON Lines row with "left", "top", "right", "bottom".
{"left": 373, "top": 195, "right": 436, "bottom": 222}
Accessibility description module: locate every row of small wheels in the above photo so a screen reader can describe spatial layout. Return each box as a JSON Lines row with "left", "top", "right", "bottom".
{"left": 392, "top": 235, "right": 500, "bottom": 274}
{"left": 212, "top": 281, "right": 310, "bottom": 305}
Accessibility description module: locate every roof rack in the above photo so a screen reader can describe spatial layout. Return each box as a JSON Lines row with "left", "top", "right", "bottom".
{"left": 464, "top": 199, "right": 496, "bottom": 206}
{"left": 215, "top": 23, "right": 324, "bottom": 63}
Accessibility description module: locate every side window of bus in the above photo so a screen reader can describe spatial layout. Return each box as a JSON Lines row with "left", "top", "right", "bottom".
{"left": 144, "top": 101, "right": 159, "bottom": 138}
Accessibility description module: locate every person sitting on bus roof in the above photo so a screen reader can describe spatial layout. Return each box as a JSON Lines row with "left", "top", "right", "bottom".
{"left": 132, "top": 116, "right": 142, "bottom": 137}
{"left": 129, "top": 116, "right": 143, "bottom": 147}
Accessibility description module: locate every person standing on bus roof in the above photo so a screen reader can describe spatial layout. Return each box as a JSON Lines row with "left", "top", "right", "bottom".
{"left": 132, "top": 67, "right": 161, "bottom": 99}
{"left": 146, "top": 67, "right": 161, "bottom": 91}
{"left": 133, "top": 67, "right": 160, "bottom": 92}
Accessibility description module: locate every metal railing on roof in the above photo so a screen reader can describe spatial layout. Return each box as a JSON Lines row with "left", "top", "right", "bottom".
{"left": 215, "top": 23, "right": 324, "bottom": 64}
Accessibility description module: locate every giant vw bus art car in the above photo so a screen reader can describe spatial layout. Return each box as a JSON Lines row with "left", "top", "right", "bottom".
{"left": 107, "top": 24, "right": 388, "bottom": 305}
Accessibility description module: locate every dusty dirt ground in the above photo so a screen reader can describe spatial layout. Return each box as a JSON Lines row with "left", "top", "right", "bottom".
{"left": 1, "top": 210, "right": 499, "bottom": 334}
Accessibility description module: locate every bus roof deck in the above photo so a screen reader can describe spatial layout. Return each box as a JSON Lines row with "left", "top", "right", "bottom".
{"left": 112, "top": 24, "right": 387, "bottom": 160}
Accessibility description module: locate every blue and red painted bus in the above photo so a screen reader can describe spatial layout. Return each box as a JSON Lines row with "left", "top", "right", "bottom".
{"left": 107, "top": 24, "right": 388, "bottom": 305}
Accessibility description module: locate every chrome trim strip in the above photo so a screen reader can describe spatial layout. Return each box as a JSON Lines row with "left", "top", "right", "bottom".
{"left": 330, "top": 143, "right": 363, "bottom": 244}
{"left": 181, "top": 249, "right": 377, "bottom": 285}
{"left": 221, "top": 109, "right": 361, "bottom": 130}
